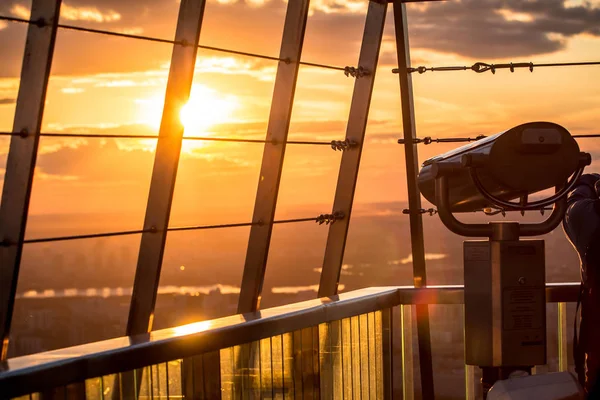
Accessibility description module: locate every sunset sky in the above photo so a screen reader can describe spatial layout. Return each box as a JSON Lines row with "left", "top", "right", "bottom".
{"left": 1, "top": 0, "right": 600, "bottom": 231}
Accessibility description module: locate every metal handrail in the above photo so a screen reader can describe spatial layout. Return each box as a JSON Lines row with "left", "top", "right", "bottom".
{"left": 0, "top": 284, "right": 579, "bottom": 397}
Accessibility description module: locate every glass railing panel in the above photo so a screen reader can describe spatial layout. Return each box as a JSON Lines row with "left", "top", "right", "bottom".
{"left": 36, "top": 384, "right": 85, "bottom": 399}
{"left": 350, "top": 316, "right": 361, "bottom": 399}
{"left": 302, "top": 327, "right": 318, "bottom": 397}
{"left": 292, "top": 329, "right": 303, "bottom": 398}
{"left": 138, "top": 366, "right": 152, "bottom": 399}
{"left": 178, "top": 314, "right": 385, "bottom": 400}
{"left": 156, "top": 363, "right": 169, "bottom": 398}
{"left": 101, "top": 373, "right": 119, "bottom": 399}
{"left": 316, "top": 312, "right": 387, "bottom": 400}
{"left": 260, "top": 337, "right": 273, "bottom": 398}
{"left": 204, "top": 351, "right": 223, "bottom": 398}
{"left": 167, "top": 360, "right": 183, "bottom": 399}
{"left": 400, "top": 305, "right": 414, "bottom": 400}
{"left": 235, "top": 343, "right": 249, "bottom": 397}
{"left": 330, "top": 320, "right": 343, "bottom": 400}
{"left": 215, "top": 329, "right": 343, "bottom": 399}
{"left": 118, "top": 369, "right": 140, "bottom": 399}
{"left": 558, "top": 302, "right": 569, "bottom": 372}
{"left": 11, "top": 396, "right": 40, "bottom": 400}
{"left": 3, "top": 287, "right": 491, "bottom": 399}
{"left": 341, "top": 317, "right": 353, "bottom": 399}
{"left": 271, "top": 335, "right": 284, "bottom": 399}
{"left": 359, "top": 314, "right": 369, "bottom": 399}
{"left": 311, "top": 327, "right": 321, "bottom": 396}
{"left": 85, "top": 378, "right": 102, "bottom": 400}
{"left": 282, "top": 333, "right": 295, "bottom": 398}
{"left": 368, "top": 312, "right": 377, "bottom": 399}
{"left": 319, "top": 322, "right": 333, "bottom": 399}
{"left": 429, "top": 304, "right": 466, "bottom": 400}
{"left": 375, "top": 311, "right": 384, "bottom": 399}
{"left": 181, "top": 358, "right": 193, "bottom": 398}
{"left": 249, "top": 342, "right": 261, "bottom": 399}
{"left": 220, "top": 346, "right": 234, "bottom": 399}
{"left": 538, "top": 301, "right": 576, "bottom": 376}
{"left": 181, "top": 355, "right": 202, "bottom": 398}
{"left": 535, "top": 303, "right": 557, "bottom": 376}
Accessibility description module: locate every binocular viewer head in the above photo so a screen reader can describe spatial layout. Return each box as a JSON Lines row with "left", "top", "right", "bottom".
{"left": 418, "top": 122, "right": 591, "bottom": 213}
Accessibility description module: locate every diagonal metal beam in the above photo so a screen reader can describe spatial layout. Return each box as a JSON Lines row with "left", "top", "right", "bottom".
{"left": 392, "top": 1, "right": 435, "bottom": 398}
{"left": 0, "top": 0, "right": 62, "bottom": 361}
{"left": 318, "top": 0, "right": 387, "bottom": 298}
{"left": 237, "top": 0, "right": 310, "bottom": 314}
{"left": 126, "top": 0, "right": 207, "bottom": 335}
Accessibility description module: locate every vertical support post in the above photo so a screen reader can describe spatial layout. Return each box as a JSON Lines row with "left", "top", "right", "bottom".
{"left": 558, "top": 302, "right": 568, "bottom": 372}
{"left": 127, "top": 0, "right": 207, "bottom": 335}
{"left": 401, "top": 305, "right": 414, "bottom": 400}
{"left": 382, "top": 308, "right": 393, "bottom": 400}
{"left": 318, "top": 0, "right": 388, "bottom": 298}
{"left": 392, "top": 2, "right": 435, "bottom": 398}
{"left": 237, "top": 0, "right": 310, "bottom": 313}
{"left": 0, "top": 0, "right": 62, "bottom": 361}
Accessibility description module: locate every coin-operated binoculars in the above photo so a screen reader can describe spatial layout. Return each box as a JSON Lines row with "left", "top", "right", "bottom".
{"left": 418, "top": 122, "right": 591, "bottom": 398}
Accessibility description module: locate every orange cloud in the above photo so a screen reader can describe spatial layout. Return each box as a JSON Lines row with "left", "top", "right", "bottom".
{"left": 61, "top": 88, "right": 85, "bottom": 94}
{"left": 60, "top": 3, "right": 121, "bottom": 23}
{"left": 9, "top": 4, "right": 30, "bottom": 19}
{"left": 11, "top": 2, "right": 120, "bottom": 23}
{"left": 495, "top": 8, "right": 534, "bottom": 22}
{"left": 310, "top": 0, "right": 366, "bottom": 14}
{"left": 34, "top": 167, "right": 79, "bottom": 181}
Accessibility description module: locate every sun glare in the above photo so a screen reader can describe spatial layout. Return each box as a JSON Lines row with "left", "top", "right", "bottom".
{"left": 172, "top": 320, "right": 212, "bottom": 336}
{"left": 137, "top": 84, "right": 239, "bottom": 153}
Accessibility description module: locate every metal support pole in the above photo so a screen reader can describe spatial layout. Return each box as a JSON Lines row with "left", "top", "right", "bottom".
{"left": 318, "top": 0, "right": 387, "bottom": 298}
{"left": 237, "top": 0, "right": 310, "bottom": 313}
{"left": 392, "top": 2, "right": 435, "bottom": 398}
{"left": 0, "top": 0, "right": 62, "bottom": 361}
{"left": 127, "top": 0, "right": 207, "bottom": 335}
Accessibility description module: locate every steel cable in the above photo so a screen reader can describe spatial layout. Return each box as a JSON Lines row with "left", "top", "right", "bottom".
{"left": 0, "top": 15, "right": 348, "bottom": 71}
{"left": 3, "top": 215, "right": 339, "bottom": 245}
{"left": 394, "top": 60, "right": 600, "bottom": 75}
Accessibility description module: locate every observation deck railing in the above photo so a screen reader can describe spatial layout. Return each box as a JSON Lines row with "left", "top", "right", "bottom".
{"left": 0, "top": 283, "right": 579, "bottom": 399}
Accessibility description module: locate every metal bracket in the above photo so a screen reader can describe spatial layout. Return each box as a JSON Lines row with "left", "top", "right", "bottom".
{"left": 403, "top": 208, "right": 438, "bottom": 216}
{"left": 330, "top": 138, "right": 358, "bottom": 151}
{"left": 344, "top": 66, "right": 370, "bottom": 78}
{"left": 398, "top": 135, "right": 486, "bottom": 145}
{"left": 316, "top": 211, "right": 345, "bottom": 225}
{"left": 435, "top": 175, "right": 568, "bottom": 238}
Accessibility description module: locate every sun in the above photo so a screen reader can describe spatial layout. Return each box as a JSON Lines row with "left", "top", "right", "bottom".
{"left": 137, "top": 84, "right": 239, "bottom": 153}
{"left": 180, "top": 85, "right": 239, "bottom": 137}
